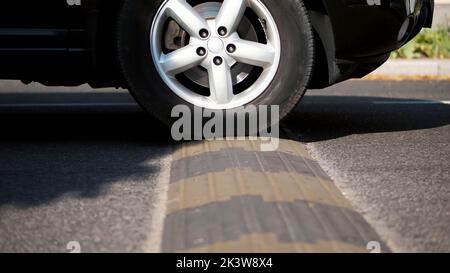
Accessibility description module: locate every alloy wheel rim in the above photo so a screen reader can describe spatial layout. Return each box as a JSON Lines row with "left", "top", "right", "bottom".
{"left": 150, "top": 0, "right": 281, "bottom": 110}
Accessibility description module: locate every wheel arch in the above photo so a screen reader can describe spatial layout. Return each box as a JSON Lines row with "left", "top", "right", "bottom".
{"left": 302, "top": 0, "right": 382, "bottom": 89}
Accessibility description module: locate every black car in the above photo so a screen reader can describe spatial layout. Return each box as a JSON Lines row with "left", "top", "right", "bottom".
{"left": 0, "top": 0, "right": 434, "bottom": 124}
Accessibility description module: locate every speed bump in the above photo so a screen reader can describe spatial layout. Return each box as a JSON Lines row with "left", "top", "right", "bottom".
{"left": 162, "top": 139, "right": 389, "bottom": 253}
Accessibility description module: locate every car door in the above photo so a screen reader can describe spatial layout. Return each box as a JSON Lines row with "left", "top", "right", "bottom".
{"left": 0, "top": 1, "right": 69, "bottom": 78}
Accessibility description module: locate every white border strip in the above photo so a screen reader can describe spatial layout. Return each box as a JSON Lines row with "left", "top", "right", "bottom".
{"left": 0, "top": 103, "right": 138, "bottom": 108}
{"left": 372, "top": 100, "right": 450, "bottom": 105}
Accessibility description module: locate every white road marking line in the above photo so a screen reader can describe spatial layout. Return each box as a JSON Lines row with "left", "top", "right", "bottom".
{"left": 0, "top": 102, "right": 138, "bottom": 107}
{"left": 372, "top": 100, "right": 450, "bottom": 105}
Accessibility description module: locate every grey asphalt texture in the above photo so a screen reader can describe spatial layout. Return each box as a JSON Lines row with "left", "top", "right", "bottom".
{"left": 0, "top": 82, "right": 173, "bottom": 252}
{"left": 285, "top": 80, "right": 450, "bottom": 252}
{"left": 0, "top": 79, "right": 448, "bottom": 252}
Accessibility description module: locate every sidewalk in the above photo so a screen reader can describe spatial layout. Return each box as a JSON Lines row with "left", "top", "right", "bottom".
{"left": 372, "top": 59, "right": 450, "bottom": 77}
{"left": 433, "top": 0, "right": 450, "bottom": 28}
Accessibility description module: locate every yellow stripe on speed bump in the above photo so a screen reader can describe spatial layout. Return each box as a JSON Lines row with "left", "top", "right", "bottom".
{"left": 167, "top": 170, "right": 353, "bottom": 215}
{"left": 172, "top": 139, "right": 312, "bottom": 161}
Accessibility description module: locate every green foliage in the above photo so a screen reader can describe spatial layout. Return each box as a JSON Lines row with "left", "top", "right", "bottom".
{"left": 391, "top": 27, "right": 450, "bottom": 59}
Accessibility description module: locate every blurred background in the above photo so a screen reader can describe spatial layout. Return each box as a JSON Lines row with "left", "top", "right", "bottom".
{"left": 373, "top": 0, "right": 450, "bottom": 77}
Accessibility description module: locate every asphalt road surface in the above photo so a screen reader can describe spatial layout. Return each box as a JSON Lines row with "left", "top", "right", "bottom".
{"left": 286, "top": 80, "right": 450, "bottom": 252}
{"left": 0, "top": 79, "right": 448, "bottom": 252}
{"left": 0, "top": 82, "right": 173, "bottom": 252}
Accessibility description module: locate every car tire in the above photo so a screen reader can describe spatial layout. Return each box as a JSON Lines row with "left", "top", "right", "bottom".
{"left": 117, "top": 0, "right": 314, "bottom": 129}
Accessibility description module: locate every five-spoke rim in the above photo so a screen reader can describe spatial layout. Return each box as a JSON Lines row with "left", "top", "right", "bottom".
{"left": 150, "top": 0, "right": 281, "bottom": 109}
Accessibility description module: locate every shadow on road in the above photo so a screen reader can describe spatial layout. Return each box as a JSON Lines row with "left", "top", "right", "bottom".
{"left": 1, "top": 91, "right": 449, "bottom": 208}
{"left": 0, "top": 92, "right": 173, "bottom": 208}
{"left": 284, "top": 96, "right": 450, "bottom": 142}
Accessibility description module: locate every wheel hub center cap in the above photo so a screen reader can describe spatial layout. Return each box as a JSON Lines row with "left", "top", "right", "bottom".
{"left": 207, "top": 38, "right": 224, "bottom": 54}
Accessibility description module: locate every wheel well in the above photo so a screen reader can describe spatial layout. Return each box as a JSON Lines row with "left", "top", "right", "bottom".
{"left": 309, "top": 29, "right": 330, "bottom": 89}
{"left": 303, "top": 0, "right": 327, "bottom": 13}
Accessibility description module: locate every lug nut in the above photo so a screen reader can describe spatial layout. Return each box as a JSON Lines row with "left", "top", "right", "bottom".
{"left": 218, "top": 26, "right": 227, "bottom": 36}
{"left": 226, "top": 44, "right": 236, "bottom": 53}
{"left": 196, "top": 47, "right": 206, "bottom": 56}
{"left": 213, "top": 57, "right": 223, "bottom": 66}
{"left": 199, "top": 29, "right": 209, "bottom": 39}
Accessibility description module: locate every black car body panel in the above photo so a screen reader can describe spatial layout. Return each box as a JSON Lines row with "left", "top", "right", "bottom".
{"left": 0, "top": 0, "right": 434, "bottom": 88}
{"left": 0, "top": 0, "right": 120, "bottom": 87}
{"left": 305, "top": 0, "right": 434, "bottom": 88}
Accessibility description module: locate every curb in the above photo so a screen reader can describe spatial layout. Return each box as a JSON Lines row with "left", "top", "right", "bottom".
{"left": 161, "top": 139, "right": 390, "bottom": 253}
{"left": 371, "top": 59, "right": 450, "bottom": 77}
{"left": 433, "top": 2, "right": 450, "bottom": 28}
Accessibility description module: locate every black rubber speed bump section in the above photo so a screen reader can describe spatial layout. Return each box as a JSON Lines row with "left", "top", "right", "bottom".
{"left": 162, "top": 140, "right": 389, "bottom": 253}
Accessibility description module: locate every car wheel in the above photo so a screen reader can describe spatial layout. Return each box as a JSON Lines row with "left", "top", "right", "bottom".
{"left": 117, "top": 0, "right": 314, "bottom": 127}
